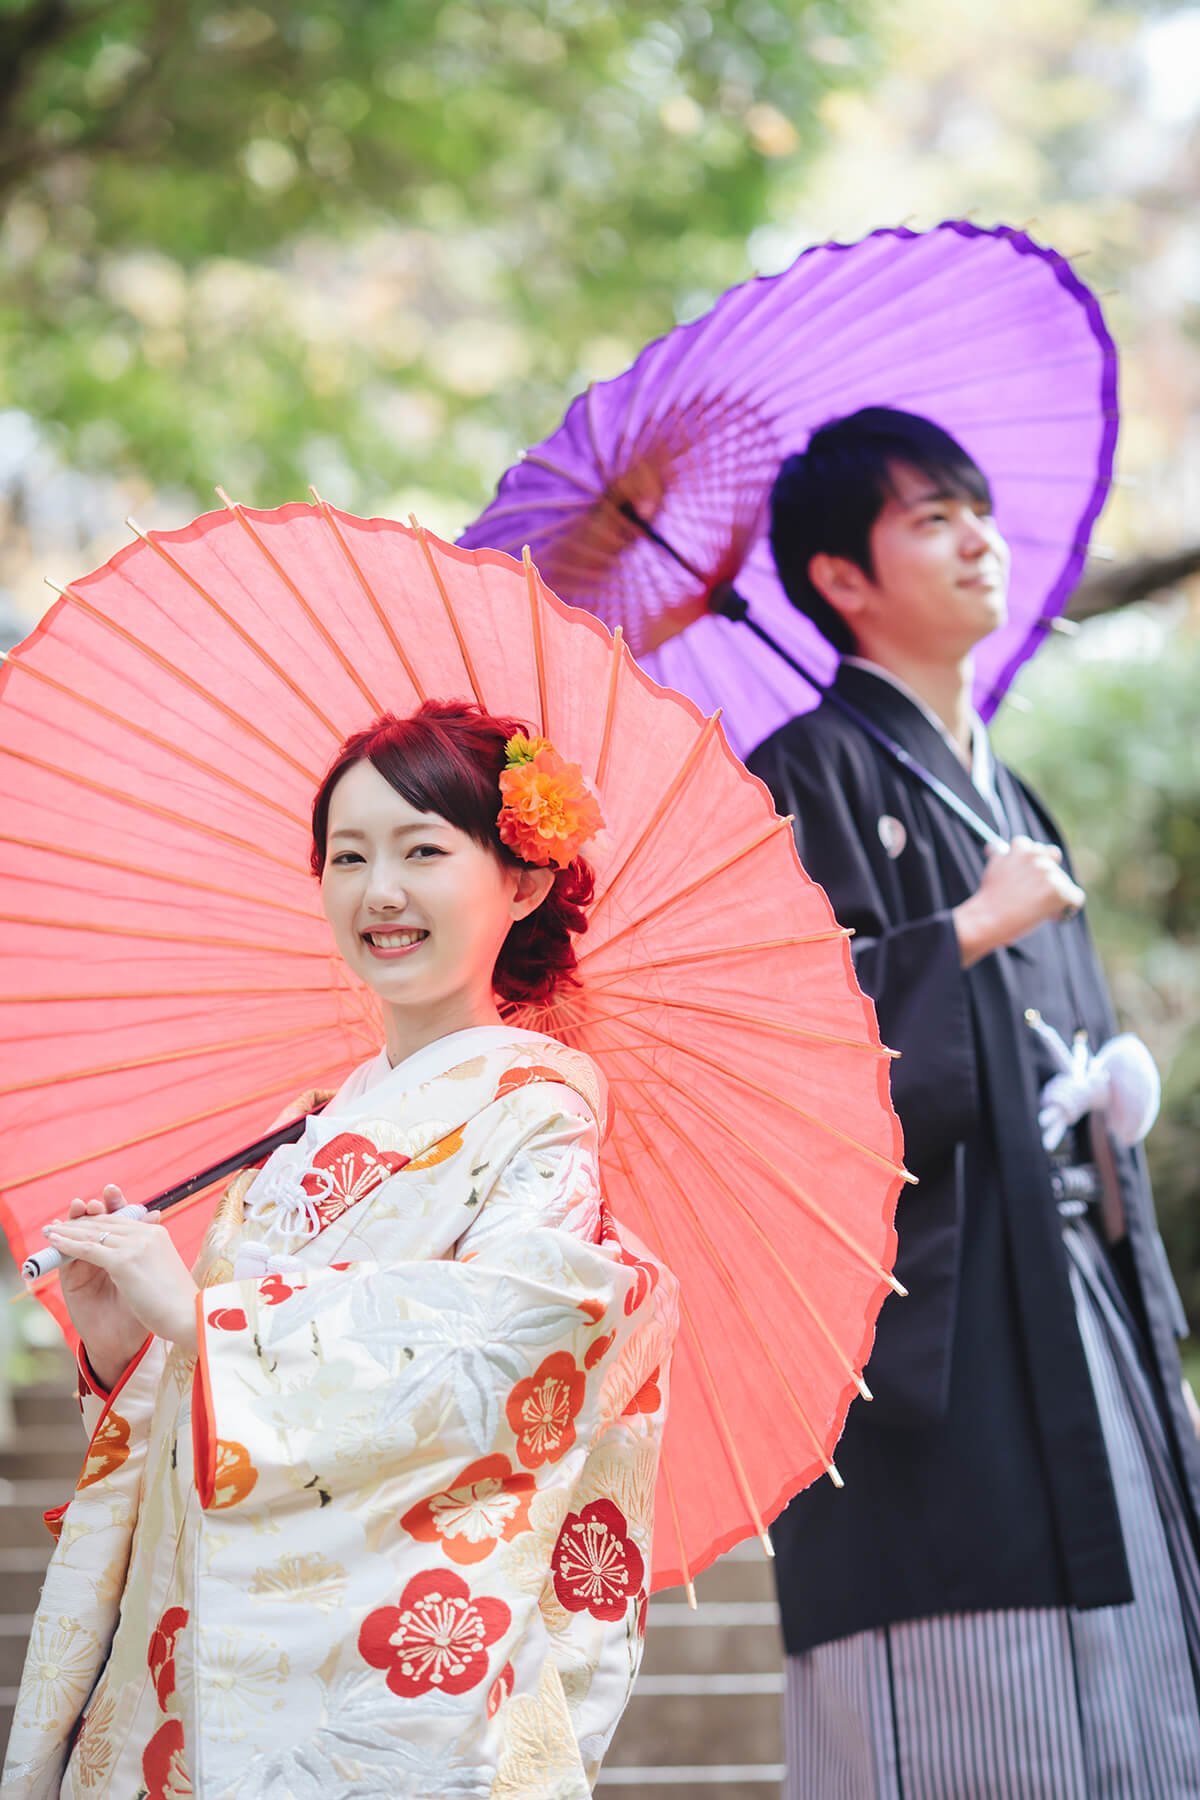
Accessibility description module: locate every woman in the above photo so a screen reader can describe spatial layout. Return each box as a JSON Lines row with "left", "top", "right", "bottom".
{"left": 4, "top": 701, "right": 676, "bottom": 1800}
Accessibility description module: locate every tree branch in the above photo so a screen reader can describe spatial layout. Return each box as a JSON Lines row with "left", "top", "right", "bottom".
{"left": 1067, "top": 543, "right": 1200, "bottom": 622}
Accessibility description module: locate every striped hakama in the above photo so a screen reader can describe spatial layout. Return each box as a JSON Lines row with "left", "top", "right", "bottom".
{"left": 784, "top": 1218, "right": 1200, "bottom": 1799}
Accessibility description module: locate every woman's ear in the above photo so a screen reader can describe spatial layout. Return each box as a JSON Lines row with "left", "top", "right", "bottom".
{"left": 510, "top": 864, "right": 556, "bottom": 921}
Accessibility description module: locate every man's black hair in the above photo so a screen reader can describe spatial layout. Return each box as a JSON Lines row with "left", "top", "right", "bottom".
{"left": 769, "top": 407, "right": 993, "bottom": 655}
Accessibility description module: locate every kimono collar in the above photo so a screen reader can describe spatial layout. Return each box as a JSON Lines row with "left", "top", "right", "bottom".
{"left": 836, "top": 658, "right": 1007, "bottom": 835}
{"left": 330, "top": 1025, "right": 562, "bottom": 1116}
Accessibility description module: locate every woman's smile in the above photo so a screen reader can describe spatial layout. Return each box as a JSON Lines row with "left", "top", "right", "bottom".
{"left": 361, "top": 926, "right": 430, "bottom": 960}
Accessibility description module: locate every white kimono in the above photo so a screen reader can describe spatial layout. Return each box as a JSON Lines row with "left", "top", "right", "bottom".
{"left": 3, "top": 1027, "right": 677, "bottom": 1799}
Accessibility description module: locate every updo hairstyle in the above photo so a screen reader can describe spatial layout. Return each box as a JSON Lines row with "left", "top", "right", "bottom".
{"left": 310, "top": 701, "right": 593, "bottom": 1008}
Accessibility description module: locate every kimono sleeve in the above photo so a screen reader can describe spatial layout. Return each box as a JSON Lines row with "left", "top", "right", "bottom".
{"left": 748, "top": 723, "right": 979, "bottom": 1171}
{"left": 191, "top": 1093, "right": 665, "bottom": 1527}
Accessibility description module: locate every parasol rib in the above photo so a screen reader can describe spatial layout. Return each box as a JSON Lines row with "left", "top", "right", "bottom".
{"left": 583, "top": 814, "right": 796, "bottom": 963}
{"left": 521, "top": 548, "right": 550, "bottom": 736}
{"left": 622, "top": 1094, "right": 846, "bottom": 1482}
{"left": 606, "top": 1130, "right": 782, "bottom": 1546}
{"left": 308, "top": 492, "right": 429, "bottom": 704}
{"left": 592, "top": 986, "right": 897, "bottom": 1057}
{"left": 1, "top": 652, "right": 309, "bottom": 829}
{"left": 409, "top": 517, "right": 487, "bottom": 707}
{"left": 521, "top": 452, "right": 606, "bottom": 500}
{"left": 0, "top": 1022, "right": 341, "bottom": 1099}
{"left": 0, "top": 910, "right": 329, "bottom": 957}
{"left": 0, "top": 983, "right": 352, "bottom": 1005}
{"left": 590, "top": 710, "right": 724, "bottom": 912}
{"left": 594, "top": 626, "right": 625, "bottom": 795}
{"left": 613, "top": 1006, "right": 912, "bottom": 1183}
{"left": 0, "top": 747, "right": 303, "bottom": 875}
{"left": 125, "top": 521, "right": 345, "bottom": 743}
{"left": 583, "top": 385, "right": 613, "bottom": 488}
{"left": 216, "top": 490, "right": 385, "bottom": 717}
{"left": 656, "top": 1451, "right": 698, "bottom": 1608}
{"left": 596, "top": 931, "right": 850, "bottom": 980}
{"left": 0, "top": 832, "right": 316, "bottom": 923}
{"left": 662, "top": 1073, "right": 907, "bottom": 1296}
{"left": 626, "top": 1070, "right": 875, "bottom": 1405}
{"left": 39, "top": 585, "right": 320, "bottom": 784}
{"left": 1, "top": 1071, "right": 354, "bottom": 1195}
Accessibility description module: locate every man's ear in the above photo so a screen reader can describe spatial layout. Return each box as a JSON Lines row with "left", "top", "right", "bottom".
{"left": 511, "top": 863, "right": 556, "bottom": 921}
{"left": 808, "top": 552, "right": 870, "bottom": 624}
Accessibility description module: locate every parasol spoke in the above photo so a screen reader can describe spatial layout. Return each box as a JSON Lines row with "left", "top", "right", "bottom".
{"left": 39, "top": 585, "right": 321, "bottom": 784}
{"left": 0, "top": 745, "right": 304, "bottom": 876}
{"left": 608, "top": 1006, "right": 911, "bottom": 1182}
{"left": 0, "top": 832, "right": 316, "bottom": 921}
{"left": 661, "top": 1072, "right": 907, "bottom": 1295}
{"left": 409, "top": 516, "right": 487, "bottom": 707}
{"left": 0, "top": 909, "right": 329, "bottom": 957}
{"left": 655, "top": 1447, "right": 698, "bottom": 1607}
{"left": 621, "top": 1098, "right": 846, "bottom": 1484}
{"left": 584, "top": 813, "right": 797, "bottom": 962}
{"left": 1, "top": 1070, "right": 352, "bottom": 1196}
{"left": 521, "top": 452, "right": 606, "bottom": 500}
{"left": 0, "top": 983, "right": 355, "bottom": 1004}
{"left": 522, "top": 549, "right": 550, "bottom": 736}
{"left": 584, "top": 384, "right": 613, "bottom": 489}
{"left": 589, "top": 709, "right": 727, "bottom": 910}
{"left": 1, "top": 654, "right": 310, "bottom": 830}
{"left": 591, "top": 985, "right": 896, "bottom": 1056}
{"left": 308, "top": 492, "right": 429, "bottom": 704}
{"left": 125, "top": 520, "right": 345, "bottom": 743}
{"left": 0, "top": 1021, "right": 344, "bottom": 1099}
{"left": 626, "top": 1076, "right": 876, "bottom": 1405}
{"left": 594, "top": 626, "right": 625, "bottom": 794}
{"left": 216, "top": 490, "right": 385, "bottom": 717}
{"left": 592, "top": 932, "right": 850, "bottom": 981}
{"left": 606, "top": 1130, "right": 779, "bottom": 1545}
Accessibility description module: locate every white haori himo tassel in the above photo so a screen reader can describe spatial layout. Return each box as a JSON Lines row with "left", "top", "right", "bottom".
{"left": 1026, "top": 1011, "right": 1162, "bottom": 1153}
{"left": 232, "top": 1239, "right": 310, "bottom": 1282}
{"left": 243, "top": 1148, "right": 335, "bottom": 1240}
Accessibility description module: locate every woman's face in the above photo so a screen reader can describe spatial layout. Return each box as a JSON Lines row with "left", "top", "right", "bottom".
{"left": 320, "top": 759, "right": 550, "bottom": 1031}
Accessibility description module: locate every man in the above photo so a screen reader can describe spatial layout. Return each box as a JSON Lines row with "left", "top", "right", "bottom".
{"left": 748, "top": 407, "right": 1200, "bottom": 1797}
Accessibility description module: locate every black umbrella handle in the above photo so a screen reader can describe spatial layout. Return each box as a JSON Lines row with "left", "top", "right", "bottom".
{"left": 22, "top": 1111, "right": 320, "bottom": 1282}
{"left": 142, "top": 1112, "right": 318, "bottom": 1214}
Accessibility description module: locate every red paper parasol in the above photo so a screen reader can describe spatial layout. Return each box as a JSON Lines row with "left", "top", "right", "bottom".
{"left": 460, "top": 220, "right": 1117, "bottom": 759}
{"left": 0, "top": 503, "right": 904, "bottom": 1593}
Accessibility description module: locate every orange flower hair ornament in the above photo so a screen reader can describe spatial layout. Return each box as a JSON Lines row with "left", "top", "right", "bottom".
{"left": 497, "top": 734, "right": 605, "bottom": 870}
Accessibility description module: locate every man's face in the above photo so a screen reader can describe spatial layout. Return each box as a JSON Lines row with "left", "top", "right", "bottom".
{"left": 861, "top": 461, "right": 1010, "bottom": 659}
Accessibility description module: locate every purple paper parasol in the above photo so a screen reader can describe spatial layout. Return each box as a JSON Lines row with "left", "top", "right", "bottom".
{"left": 460, "top": 222, "right": 1118, "bottom": 760}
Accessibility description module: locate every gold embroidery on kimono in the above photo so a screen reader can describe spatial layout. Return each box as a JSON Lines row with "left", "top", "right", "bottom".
{"left": 3, "top": 1028, "right": 677, "bottom": 1800}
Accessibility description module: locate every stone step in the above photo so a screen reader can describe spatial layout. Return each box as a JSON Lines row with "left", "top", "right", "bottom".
{"left": 11, "top": 1384, "right": 79, "bottom": 1431}
{"left": 0, "top": 1424, "right": 84, "bottom": 1482}
{"left": 641, "top": 1605, "right": 783, "bottom": 1679}
{"left": 607, "top": 1686, "right": 780, "bottom": 1767}
{"left": 0, "top": 1617, "right": 35, "bottom": 1689}
{"left": 0, "top": 1502, "right": 61, "bottom": 1551}
{"left": 597, "top": 1768, "right": 783, "bottom": 1796}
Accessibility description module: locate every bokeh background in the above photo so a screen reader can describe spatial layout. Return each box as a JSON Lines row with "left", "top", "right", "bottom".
{"left": 1, "top": 1, "right": 1198, "bottom": 1326}
{"left": 2, "top": 6, "right": 1199, "bottom": 1787}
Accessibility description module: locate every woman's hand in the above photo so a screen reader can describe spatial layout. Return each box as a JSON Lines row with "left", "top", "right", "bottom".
{"left": 45, "top": 1186, "right": 199, "bottom": 1389}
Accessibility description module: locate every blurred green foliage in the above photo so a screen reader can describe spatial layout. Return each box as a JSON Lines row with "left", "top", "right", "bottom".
{"left": 994, "top": 622, "right": 1200, "bottom": 1324}
{"left": 0, "top": 0, "right": 875, "bottom": 512}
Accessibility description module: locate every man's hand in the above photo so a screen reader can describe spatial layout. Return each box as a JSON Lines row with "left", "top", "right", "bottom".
{"left": 45, "top": 1186, "right": 199, "bottom": 1389}
{"left": 954, "top": 835, "right": 1086, "bottom": 969}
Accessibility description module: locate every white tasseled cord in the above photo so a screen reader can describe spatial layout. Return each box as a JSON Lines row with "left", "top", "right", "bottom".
{"left": 1026, "top": 1011, "right": 1162, "bottom": 1153}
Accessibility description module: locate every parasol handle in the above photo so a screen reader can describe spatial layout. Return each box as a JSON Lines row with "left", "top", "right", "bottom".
{"left": 20, "top": 1112, "right": 316, "bottom": 1285}
{"left": 23, "top": 1204, "right": 149, "bottom": 1280}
